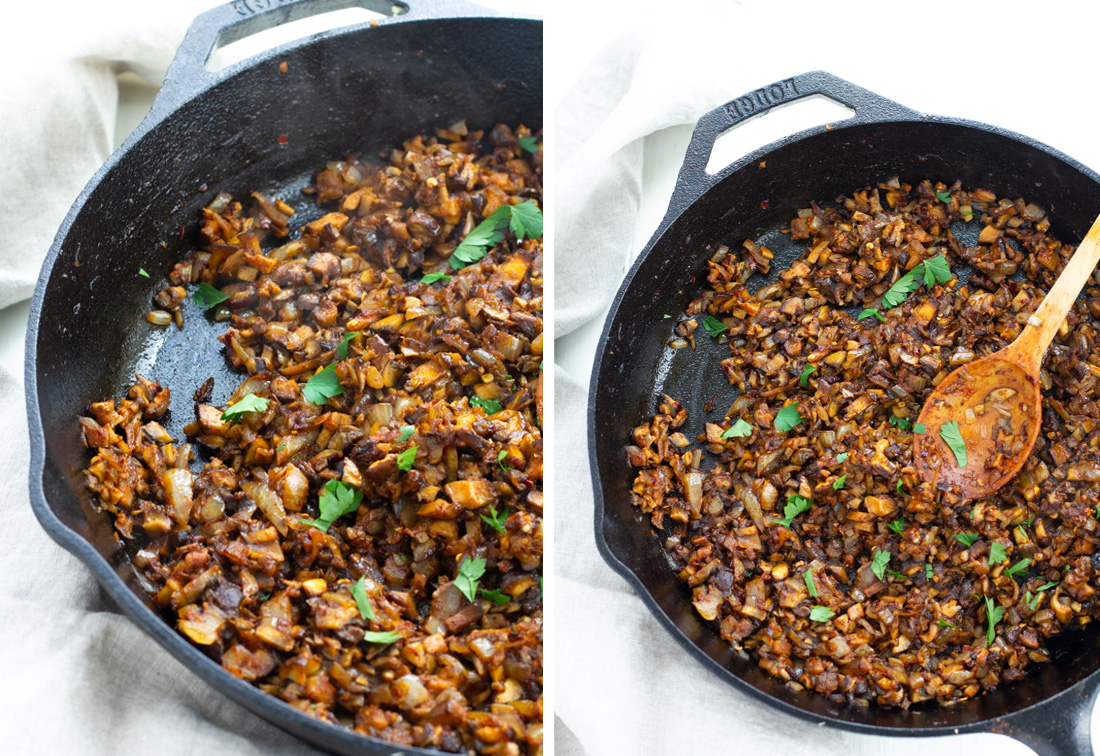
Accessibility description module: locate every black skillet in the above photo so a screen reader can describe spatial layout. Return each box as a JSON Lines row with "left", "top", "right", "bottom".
{"left": 590, "top": 70, "right": 1100, "bottom": 756}
{"left": 24, "top": 1, "right": 541, "bottom": 753}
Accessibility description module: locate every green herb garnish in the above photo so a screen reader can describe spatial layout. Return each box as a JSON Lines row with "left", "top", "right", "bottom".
{"left": 1025, "top": 515, "right": 1036, "bottom": 528}
{"left": 421, "top": 271, "right": 453, "bottom": 285}
{"left": 455, "top": 556, "right": 487, "bottom": 602}
{"left": 470, "top": 395, "right": 504, "bottom": 415}
{"left": 480, "top": 506, "right": 510, "bottom": 534}
{"left": 299, "top": 479, "right": 363, "bottom": 532}
{"left": 888, "top": 518, "right": 904, "bottom": 535}
{"left": 985, "top": 595, "right": 1004, "bottom": 645}
{"left": 889, "top": 415, "right": 912, "bottom": 431}
{"left": 396, "top": 425, "right": 415, "bottom": 442}
{"left": 871, "top": 549, "right": 891, "bottom": 581}
{"left": 1005, "top": 558, "right": 1031, "bottom": 578}
{"left": 480, "top": 587, "right": 511, "bottom": 606}
{"left": 396, "top": 446, "right": 418, "bottom": 472}
{"left": 138, "top": 268, "right": 150, "bottom": 278}
{"left": 336, "top": 331, "right": 359, "bottom": 359}
{"left": 193, "top": 282, "right": 229, "bottom": 309}
{"left": 836, "top": 452, "right": 849, "bottom": 463}
{"left": 954, "top": 533, "right": 979, "bottom": 547}
{"left": 497, "top": 449, "right": 510, "bottom": 470}
{"left": 881, "top": 267, "right": 926, "bottom": 309}
{"left": 773, "top": 403, "right": 802, "bottom": 432}
{"left": 517, "top": 136, "right": 539, "bottom": 153}
{"left": 362, "top": 630, "right": 403, "bottom": 645}
{"left": 926, "top": 564, "right": 934, "bottom": 580}
{"left": 302, "top": 364, "right": 344, "bottom": 405}
{"left": 350, "top": 576, "right": 374, "bottom": 621}
{"left": 1038, "top": 580, "right": 1060, "bottom": 591}
{"left": 938, "top": 619, "right": 956, "bottom": 628}
{"left": 880, "top": 255, "right": 952, "bottom": 309}
{"left": 832, "top": 474, "right": 847, "bottom": 491}
{"left": 700, "top": 314, "right": 727, "bottom": 338}
{"left": 809, "top": 606, "right": 836, "bottom": 622}
{"left": 803, "top": 568, "right": 817, "bottom": 598}
{"left": 799, "top": 364, "right": 817, "bottom": 387}
{"left": 922, "top": 255, "right": 953, "bottom": 286}
{"left": 896, "top": 479, "right": 905, "bottom": 494}
{"left": 989, "top": 542, "right": 1008, "bottom": 565}
{"left": 221, "top": 392, "right": 268, "bottom": 421}
{"left": 939, "top": 420, "right": 968, "bottom": 467}
{"left": 777, "top": 494, "right": 812, "bottom": 528}
{"left": 721, "top": 418, "right": 753, "bottom": 439}
{"left": 913, "top": 423, "right": 926, "bottom": 434}
{"left": 857, "top": 308, "right": 885, "bottom": 322}
{"left": 935, "top": 191, "right": 952, "bottom": 203}
{"left": 1026, "top": 591, "right": 1039, "bottom": 610}
{"left": 450, "top": 200, "right": 543, "bottom": 270}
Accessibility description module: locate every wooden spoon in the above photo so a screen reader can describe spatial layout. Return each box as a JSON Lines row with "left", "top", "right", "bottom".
{"left": 914, "top": 211, "right": 1100, "bottom": 498}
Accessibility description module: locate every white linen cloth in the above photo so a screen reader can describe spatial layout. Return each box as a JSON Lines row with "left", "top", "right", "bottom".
{"left": 551, "top": 2, "right": 1100, "bottom": 755}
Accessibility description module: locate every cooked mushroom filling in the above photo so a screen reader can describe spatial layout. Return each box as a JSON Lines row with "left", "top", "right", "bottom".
{"left": 629, "top": 180, "right": 1100, "bottom": 708}
{"left": 81, "top": 123, "right": 543, "bottom": 754}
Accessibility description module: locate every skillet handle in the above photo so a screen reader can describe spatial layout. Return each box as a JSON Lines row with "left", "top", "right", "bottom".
{"left": 989, "top": 677, "right": 1097, "bottom": 756}
{"left": 666, "top": 70, "right": 919, "bottom": 221}
{"left": 152, "top": 0, "right": 519, "bottom": 124}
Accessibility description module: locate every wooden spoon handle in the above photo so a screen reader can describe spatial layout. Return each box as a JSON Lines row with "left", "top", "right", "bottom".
{"left": 1015, "top": 211, "right": 1100, "bottom": 363}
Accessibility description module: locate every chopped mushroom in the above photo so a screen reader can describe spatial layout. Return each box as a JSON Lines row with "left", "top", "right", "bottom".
{"left": 630, "top": 179, "right": 1100, "bottom": 710}
{"left": 82, "top": 123, "right": 543, "bottom": 754}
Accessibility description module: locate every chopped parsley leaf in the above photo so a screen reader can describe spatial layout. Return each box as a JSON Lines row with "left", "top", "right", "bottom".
{"left": 480, "top": 587, "right": 511, "bottom": 606}
{"left": 777, "top": 494, "right": 812, "bottom": 528}
{"left": 888, "top": 518, "right": 904, "bottom": 535}
{"left": 396, "top": 425, "right": 415, "bottom": 442}
{"left": 773, "top": 403, "right": 802, "bottom": 432}
{"left": 700, "top": 314, "right": 727, "bottom": 338}
{"left": 799, "top": 364, "right": 817, "bottom": 387}
{"left": 193, "top": 282, "right": 228, "bottom": 309}
{"left": 1005, "top": 558, "right": 1031, "bottom": 578}
{"left": 809, "top": 606, "right": 836, "bottom": 622}
{"left": 857, "top": 308, "right": 885, "bottom": 322}
{"left": 935, "top": 191, "right": 952, "bottom": 203}
{"left": 832, "top": 474, "right": 847, "bottom": 491}
{"left": 221, "top": 392, "right": 268, "bottom": 421}
{"left": 470, "top": 395, "right": 504, "bottom": 415}
{"left": 420, "top": 271, "right": 453, "bottom": 285}
{"left": 989, "top": 542, "right": 1008, "bottom": 565}
{"left": 480, "top": 506, "right": 510, "bottom": 534}
{"left": 985, "top": 595, "right": 1004, "bottom": 645}
{"left": 954, "top": 533, "right": 979, "bottom": 547}
{"left": 299, "top": 479, "right": 363, "bottom": 533}
{"left": 302, "top": 365, "right": 344, "bottom": 405}
{"left": 803, "top": 568, "right": 817, "bottom": 598}
{"left": 336, "top": 330, "right": 359, "bottom": 359}
{"left": 396, "top": 446, "right": 418, "bottom": 472}
{"left": 913, "top": 422, "right": 927, "bottom": 434}
{"left": 363, "top": 630, "right": 403, "bottom": 645}
{"left": 721, "top": 418, "right": 753, "bottom": 439}
{"left": 350, "top": 576, "right": 374, "bottom": 621}
{"left": 889, "top": 415, "right": 912, "bottom": 431}
{"left": 836, "top": 452, "right": 849, "bottom": 463}
{"left": 455, "top": 556, "right": 487, "bottom": 602}
{"left": 939, "top": 420, "right": 968, "bottom": 467}
{"left": 871, "top": 549, "right": 891, "bottom": 581}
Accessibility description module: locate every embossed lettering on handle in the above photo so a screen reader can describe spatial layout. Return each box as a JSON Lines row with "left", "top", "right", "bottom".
{"left": 232, "top": 0, "right": 294, "bottom": 18}
{"left": 724, "top": 78, "right": 799, "bottom": 121}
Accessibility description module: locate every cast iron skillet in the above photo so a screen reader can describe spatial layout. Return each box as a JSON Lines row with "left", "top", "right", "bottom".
{"left": 24, "top": 1, "right": 540, "bottom": 754}
{"left": 590, "top": 70, "right": 1100, "bottom": 756}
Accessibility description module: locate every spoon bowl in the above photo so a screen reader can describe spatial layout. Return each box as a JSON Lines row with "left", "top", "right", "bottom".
{"left": 914, "top": 353, "right": 1042, "bottom": 498}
